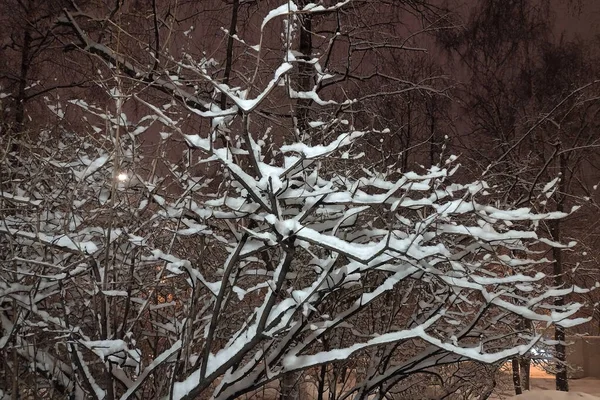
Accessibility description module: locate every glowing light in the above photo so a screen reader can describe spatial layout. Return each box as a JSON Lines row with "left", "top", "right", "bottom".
{"left": 117, "top": 173, "right": 129, "bottom": 182}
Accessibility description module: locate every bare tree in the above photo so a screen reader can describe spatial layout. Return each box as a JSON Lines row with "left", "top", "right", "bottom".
{"left": 437, "top": 0, "right": 600, "bottom": 392}
{"left": 1, "top": 1, "right": 597, "bottom": 400}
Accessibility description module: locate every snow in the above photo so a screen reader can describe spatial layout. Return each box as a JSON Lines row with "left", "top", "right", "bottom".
{"left": 289, "top": 88, "right": 336, "bottom": 105}
{"left": 102, "top": 290, "right": 129, "bottom": 297}
{"left": 281, "top": 131, "right": 366, "bottom": 158}
{"left": 184, "top": 134, "right": 210, "bottom": 150}
{"left": 471, "top": 272, "right": 545, "bottom": 286}
{"left": 0, "top": 191, "right": 42, "bottom": 206}
{"left": 436, "top": 223, "right": 538, "bottom": 242}
{"left": 508, "top": 392, "right": 600, "bottom": 400}
{"left": 177, "top": 222, "right": 209, "bottom": 236}
{"left": 296, "top": 224, "right": 387, "bottom": 262}
{"left": 81, "top": 339, "right": 140, "bottom": 369}
{"left": 212, "top": 63, "right": 292, "bottom": 113}
{"left": 296, "top": 222, "right": 448, "bottom": 263}
{"left": 73, "top": 155, "right": 109, "bottom": 181}
{"left": 262, "top": 1, "right": 298, "bottom": 30}
{"left": 172, "top": 372, "right": 202, "bottom": 400}
{"left": 283, "top": 315, "right": 442, "bottom": 370}
{"left": 302, "top": 1, "right": 351, "bottom": 13}
{"left": 0, "top": 227, "right": 98, "bottom": 254}
{"left": 542, "top": 177, "right": 560, "bottom": 193}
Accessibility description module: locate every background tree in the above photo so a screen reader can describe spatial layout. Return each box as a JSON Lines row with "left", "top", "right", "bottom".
{"left": 437, "top": 0, "right": 600, "bottom": 392}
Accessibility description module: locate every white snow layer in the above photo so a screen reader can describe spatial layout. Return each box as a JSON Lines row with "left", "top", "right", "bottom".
{"left": 508, "top": 391, "right": 600, "bottom": 400}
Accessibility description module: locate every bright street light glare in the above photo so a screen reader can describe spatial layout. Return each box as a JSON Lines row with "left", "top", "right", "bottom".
{"left": 117, "top": 173, "right": 129, "bottom": 182}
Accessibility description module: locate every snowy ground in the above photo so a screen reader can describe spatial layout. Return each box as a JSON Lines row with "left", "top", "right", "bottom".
{"left": 233, "top": 365, "right": 600, "bottom": 399}
{"left": 493, "top": 365, "right": 600, "bottom": 399}
{"left": 507, "top": 392, "right": 600, "bottom": 399}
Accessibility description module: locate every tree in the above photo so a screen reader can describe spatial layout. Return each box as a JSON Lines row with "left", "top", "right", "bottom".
{"left": 0, "top": 0, "right": 96, "bottom": 138}
{"left": 0, "top": 1, "right": 595, "bottom": 399}
{"left": 437, "top": 0, "right": 600, "bottom": 392}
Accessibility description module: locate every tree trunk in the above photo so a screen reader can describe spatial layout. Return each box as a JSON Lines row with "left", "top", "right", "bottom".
{"left": 512, "top": 358, "right": 523, "bottom": 395}
{"left": 8, "top": 8, "right": 32, "bottom": 156}
{"left": 15, "top": 25, "right": 31, "bottom": 134}
{"left": 317, "top": 363, "right": 327, "bottom": 400}
{"left": 294, "top": 0, "right": 313, "bottom": 142}
{"left": 554, "top": 309, "right": 568, "bottom": 391}
{"left": 280, "top": 3, "right": 312, "bottom": 399}
{"left": 427, "top": 97, "right": 441, "bottom": 167}
{"left": 519, "top": 357, "right": 531, "bottom": 391}
{"left": 280, "top": 371, "right": 302, "bottom": 400}
{"left": 518, "top": 318, "right": 532, "bottom": 391}
{"left": 11, "top": 337, "right": 19, "bottom": 400}
{"left": 552, "top": 150, "right": 569, "bottom": 392}
{"left": 220, "top": 0, "right": 239, "bottom": 110}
